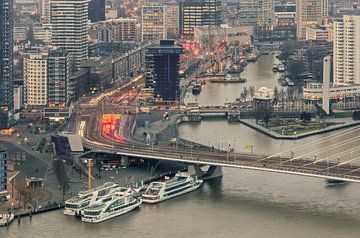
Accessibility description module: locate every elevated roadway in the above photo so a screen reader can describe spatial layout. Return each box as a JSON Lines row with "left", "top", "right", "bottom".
{"left": 79, "top": 113, "right": 360, "bottom": 183}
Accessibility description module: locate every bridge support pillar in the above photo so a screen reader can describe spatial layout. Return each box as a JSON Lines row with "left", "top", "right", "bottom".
{"left": 188, "top": 165, "right": 223, "bottom": 181}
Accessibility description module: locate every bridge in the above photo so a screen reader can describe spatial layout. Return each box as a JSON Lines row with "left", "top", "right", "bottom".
{"left": 77, "top": 112, "right": 360, "bottom": 183}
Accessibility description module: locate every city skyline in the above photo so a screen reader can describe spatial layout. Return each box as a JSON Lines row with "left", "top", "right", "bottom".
{"left": 1, "top": 0, "right": 360, "bottom": 236}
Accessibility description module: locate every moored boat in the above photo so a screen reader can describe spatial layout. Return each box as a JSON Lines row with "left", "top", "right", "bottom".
{"left": 81, "top": 191, "right": 141, "bottom": 223}
{"left": 63, "top": 182, "right": 121, "bottom": 216}
{"left": 142, "top": 172, "right": 203, "bottom": 204}
{"left": 0, "top": 213, "right": 14, "bottom": 227}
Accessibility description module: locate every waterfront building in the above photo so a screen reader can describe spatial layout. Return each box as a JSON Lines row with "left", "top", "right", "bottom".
{"left": 303, "top": 83, "right": 360, "bottom": 101}
{"left": 0, "top": 147, "right": 8, "bottom": 198}
{"left": 44, "top": 49, "right": 72, "bottom": 120}
{"left": 88, "top": 0, "right": 105, "bottom": 22}
{"left": 0, "top": 0, "right": 14, "bottom": 129}
{"left": 179, "top": 0, "right": 222, "bottom": 39}
{"left": 145, "top": 40, "right": 183, "bottom": 101}
{"left": 24, "top": 53, "right": 48, "bottom": 106}
{"left": 141, "top": 5, "right": 167, "bottom": 42}
{"left": 50, "top": 0, "right": 89, "bottom": 69}
{"left": 333, "top": 15, "right": 360, "bottom": 85}
{"left": 296, "top": 0, "right": 326, "bottom": 39}
{"left": 89, "top": 18, "right": 137, "bottom": 43}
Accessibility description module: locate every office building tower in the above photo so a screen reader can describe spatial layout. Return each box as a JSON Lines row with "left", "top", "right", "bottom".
{"left": 0, "top": 0, "right": 14, "bottom": 129}
{"left": 333, "top": 15, "right": 360, "bottom": 85}
{"left": 24, "top": 53, "right": 48, "bottom": 106}
{"left": 238, "top": 0, "right": 274, "bottom": 28}
{"left": 50, "top": 0, "right": 89, "bottom": 69}
{"left": 47, "top": 49, "right": 71, "bottom": 108}
{"left": 165, "top": 1, "right": 180, "bottom": 38}
{"left": 142, "top": 5, "right": 167, "bottom": 42}
{"left": 0, "top": 147, "right": 8, "bottom": 198}
{"left": 88, "top": 0, "right": 105, "bottom": 22}
{"left": 296, "top": 0, "right": 325, "bottom": 39}
{"left": 145, "top": 40, "right": 183, "bottom": 101}
{"left": 179, "top": 0, "right": 222, "bottom": 39}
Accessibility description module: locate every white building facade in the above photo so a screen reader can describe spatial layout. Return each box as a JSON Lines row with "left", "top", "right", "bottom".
{"left": 334, "top": 15, "right": 360, "bottom": 85}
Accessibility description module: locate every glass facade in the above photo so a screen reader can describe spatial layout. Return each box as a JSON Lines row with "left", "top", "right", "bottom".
{"left": 145, "top": 40, "right": 183, "bottom": 101}
{"left": 179, "top": 0, "right": 222, "bottom": 39}
{"left": 0, "top": 0, "right": 14, "bottom": 129}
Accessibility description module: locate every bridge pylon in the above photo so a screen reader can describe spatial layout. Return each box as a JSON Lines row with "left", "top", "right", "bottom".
{"left": 188, "top": 165, "right": 223, "bottom": 180}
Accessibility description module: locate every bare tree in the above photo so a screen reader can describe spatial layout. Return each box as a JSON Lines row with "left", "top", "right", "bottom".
{"left": 273, "top": 86, "right": 279, "bottom": 105}
{"left": 249, "top": 86, "right": 255, "bottom": 105}
{"left": 53, "top": 159, "right": 69, "bottom": 201}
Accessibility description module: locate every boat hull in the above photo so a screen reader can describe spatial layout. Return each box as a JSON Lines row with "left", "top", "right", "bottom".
{"left": 142, "top": 181, "right": 202, "bottom": 204}
{"left": 81, "top": 200, "right": 142, "bottom": 224}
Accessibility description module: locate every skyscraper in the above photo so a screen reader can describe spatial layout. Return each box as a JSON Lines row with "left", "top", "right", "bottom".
{"left": 179, "top": 0, "right": 222, "bottom": 39}
{"left": 50, "top": 0, "right": 89, "bottom": 69}
{"left": 145, "top": 40, "right": 183, "bottom": 101}
{"left": 333, "top": 15, "right": 360, "bottom": 85}
{"left": 88, "top": 0, "right": 105, "bottom": 22}
{"left": 47, "top": 49, "right": 71, "bottom": 108}
{"left": 0, "top": 147, "right": 8, "bottom": 198}
{"left": 296, "top": 0, "right": 327, "bottom": 39}
{"left": 44, "top": 49, "right": 73, "bottom": 119}
{"left": 141, "top": 5, "right": 167, "bottom": 42}
{"left": 24, "top": 53, "right": 48, "bottom": 106}
{"left": 0, "top": 0, "right": 14, "bottom": 129}
{"left": 165, "top": 1, "right": 180, "bottom": 38}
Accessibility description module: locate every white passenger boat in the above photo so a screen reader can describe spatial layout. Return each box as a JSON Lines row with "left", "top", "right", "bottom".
{"left": 142, "top": 172, "right": 203, "bottom": 204}
{"left": 81, "top": 191, "right": 141, "bottom": 223}
{"left": 63, "top": 182, "right": 122, "bottom": 216}
{"left": 0, "top": 213, "right": 14, "bottom": 227}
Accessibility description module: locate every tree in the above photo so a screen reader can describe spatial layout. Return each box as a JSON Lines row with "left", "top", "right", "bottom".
{"left": 249, "top": 86, "right": 255, "bottom": 103}
{"left": 273, "top": 86, "right": 279, "bottom": 105}
{"left": 287, "top": 60, "right": 305, "bottom": 84}
{"left": 280, "top": 88, "right": 286, "bottom": 106}
{"left": 300, "top": 112, "right": 311, "bottom": 122}
{"left": 353, "top": 111, "right": 360, "bottom": 121}
{"left": 242, "top": 86, "right": 248, "bottom": 102}
{"left": 53, "top": 159, "right": 70, "bottom": 201}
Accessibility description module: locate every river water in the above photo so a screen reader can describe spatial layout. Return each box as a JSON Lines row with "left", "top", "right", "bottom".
{"left": 2, "top": 55, "right": 360, "bottom": 237}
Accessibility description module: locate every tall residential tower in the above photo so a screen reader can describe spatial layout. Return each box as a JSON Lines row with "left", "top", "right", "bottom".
{"left": 0, "top": 0, "right": 14, "bottom": 129}
{"left": 296, "top": 0, "right": 327, "bottom": 39}
{"left": 50, "top": 0, "right": 89, "bottom": 69}
{"left": 333, "top": 15, "right": 360, "bottom": 85}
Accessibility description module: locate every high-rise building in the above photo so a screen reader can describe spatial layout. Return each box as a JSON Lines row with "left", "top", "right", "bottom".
{"left": 44, "top": 49, "right": 73, "bottom": 119}
{"left": 165, "top": 1, "right": 180, "bottom": 38}
{"left": 88, "top": 0, "right": 105, "bottom": 22}
{"left": 145, "top": 40, "right": 183, "bottom": 101}
{"left": 296, "top": 0, "right": 326, "bottom": 39}
{"left": 238, "top": 0, "right": 274, "bottom": 28}
{"left": 141, "top": 5, "right": 167, "bottom": 42}
{"left": 50, "top": 0, "right": 89, "bottom": 69}
{"left": 24, "top": 53, "right": 48, "bottom": 106}
{"left": 333, "top": 15, "right": 360, "bottom": 85}
{"left": 47, "top": 49, "right": 71, "bottom": 108}
{"left": 0, "top": 147, "right": 8, "bottom": 198}
{"left": 179, "top": 0, "right": 222, "bottom": 39}
{"left": 0, "top": 0, "right": 14, "bottom": 129}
